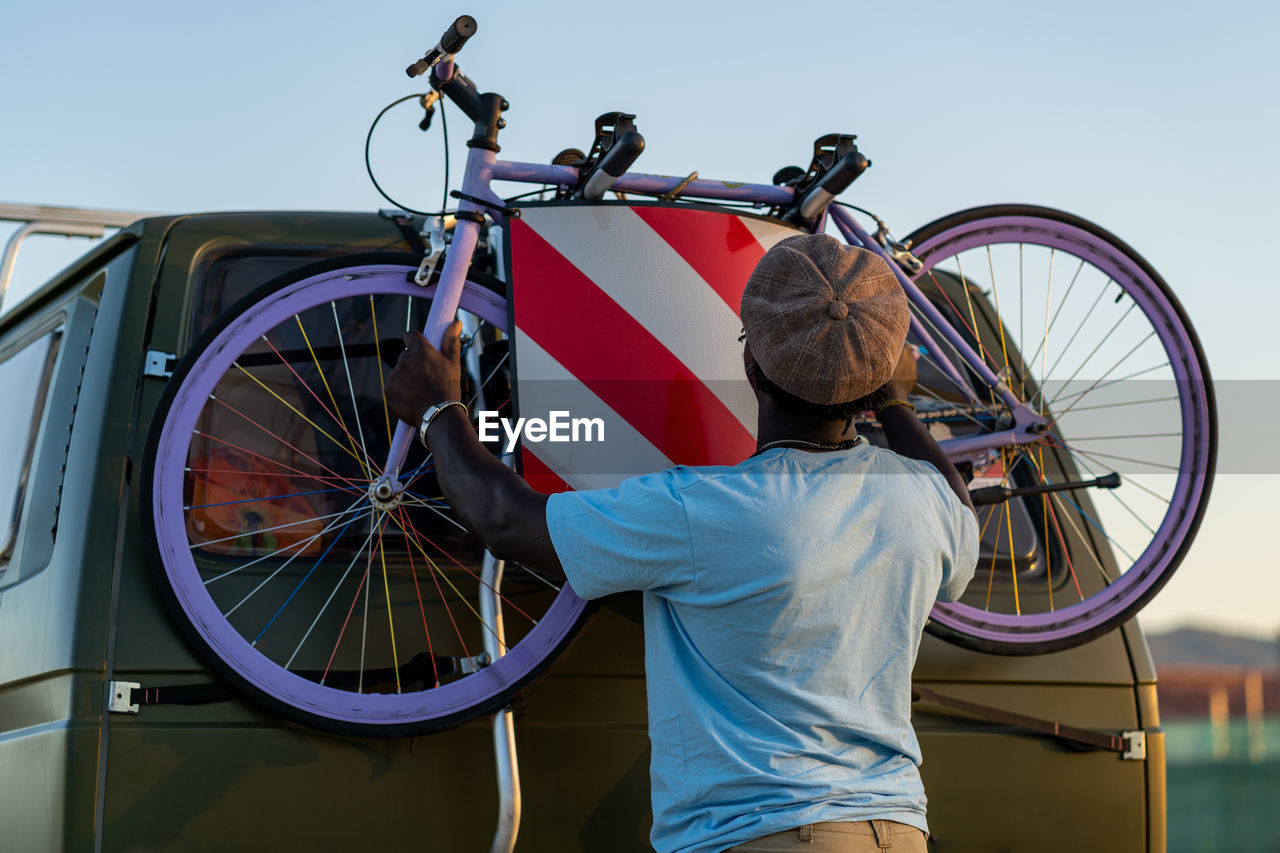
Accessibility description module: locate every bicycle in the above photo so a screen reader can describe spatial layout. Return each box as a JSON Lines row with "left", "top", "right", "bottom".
{"left": 141, "top": 15, "right": 1216, "bottom": 736}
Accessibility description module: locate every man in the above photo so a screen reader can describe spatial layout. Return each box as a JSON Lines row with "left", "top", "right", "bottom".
{"left": 386, "top": 234, "right": 978, "bottom": 853}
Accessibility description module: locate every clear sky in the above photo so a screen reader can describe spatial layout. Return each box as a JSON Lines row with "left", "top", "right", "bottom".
{"left": 3, "top": 0, "right": 1277, "bottom": 637}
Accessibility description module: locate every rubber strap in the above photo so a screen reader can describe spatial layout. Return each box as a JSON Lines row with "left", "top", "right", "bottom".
{"left": 913, "top": 685, "right": 1126, "bottom": 752}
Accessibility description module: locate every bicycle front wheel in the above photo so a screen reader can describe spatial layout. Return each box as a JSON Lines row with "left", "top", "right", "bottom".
{"left": 903, "top": 206, "right": 1215, "bottom": 654}
{"left": 143, "top": 255, "right": 591, "bottom": 736}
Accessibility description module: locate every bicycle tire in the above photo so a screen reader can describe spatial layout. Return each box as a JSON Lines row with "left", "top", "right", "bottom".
{"left": 903, "top": 205, "right": 1215, "bottom": 654}
{"left": 143, "top": 254, "right": 592, "bottom": 736}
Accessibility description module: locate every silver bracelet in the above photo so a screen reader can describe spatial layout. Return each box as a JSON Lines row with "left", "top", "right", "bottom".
{"left": 417, "top": 400, "right": 468, "bottom": 449}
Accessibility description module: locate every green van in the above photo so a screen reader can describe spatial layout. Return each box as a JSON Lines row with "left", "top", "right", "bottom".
{"left": 0, "top": 208, "right": 1164, "bottom": 851}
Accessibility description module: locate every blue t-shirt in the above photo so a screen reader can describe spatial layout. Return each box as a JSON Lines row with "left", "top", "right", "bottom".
{"left": 545, "top": 442, "right": 978, "bottom": 853}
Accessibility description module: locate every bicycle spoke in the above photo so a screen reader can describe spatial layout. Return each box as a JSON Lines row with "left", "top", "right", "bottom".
{"left": 208, "top": 395, "right": 365, "bottom": 490}
{"left": 260, "top": 332, "right": 374, "bottom": 462}
{"left": 1047, "top": 362, "right": 1171, "bottom": 411}
{"left": 249, "top": 507, "right": 372, "bottom": 643}
{"left": 401, "top": 492, "right": 467, "bottom": 532}
{"left": 376, "top": 519, "right": 402, "bottom": 693}
{"left": 186, "top": 486, "right": 350, "bottom": 512}
{"left": 191, "top": 430, "right": 364, "bottom": 490}
{"left": 1048, "top": 331, "right": 1157, "bottom": 421}
{"left": 1047, "top": 302, "right": 1139, "bottom": 406}
{"left": 1061, "top": 395, "right": 1179, "bottom": 414}
{"left": 331, "top": 301, "right": 379, "bottom": 480}
{"left": 195, "top": 504, "right": 363, "bottom": 553}
{"left": 286, "top": 510, "right": 387, "bottom": 670}
{"left": 294, "top": 315, "right": 367, "bottom": 473}
{"left": 1022, "top": 257, "right": 1085, "bottom": 379}
{"left": 369, "top": 295, "right": 395, "bottom": 445}
{"left": 231, "top": 362, "right": 368, "bottom": 469}
{"left": 1036, "top": 248, "right": 1055, "bottom": 415}
{"left": 398, "top": 513, "right": 441, "bottom": 687}
{"left": 207, "top": 493, "right": 370, "bottom": 587}
{"left": 392, "top": 506, "right": 539, "bottom": 626}
{"left": 516, "top": 562, "right": 563, "bottom": 592}
{"left": 908, "top": 301, "right": 998, "bottom": 408}
{"left": 1041, "top": 278, "right": 1112, "bottom": 385}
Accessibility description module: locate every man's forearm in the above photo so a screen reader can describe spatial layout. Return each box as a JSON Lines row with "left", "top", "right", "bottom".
{"left": 878, "top": 405, "right": 975, "bottom": 512}
{"left": 424, "top": 408, "right": 565, "bottom": 577}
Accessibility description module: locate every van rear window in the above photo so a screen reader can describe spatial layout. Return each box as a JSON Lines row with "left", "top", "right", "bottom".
{"left": 0, "top": 328, "right": 62, "bottom": 564}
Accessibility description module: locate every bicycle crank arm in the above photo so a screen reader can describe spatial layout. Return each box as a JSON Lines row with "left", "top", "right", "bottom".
{"left": 969, "top": 472, "right": 1121, "bottom": 506}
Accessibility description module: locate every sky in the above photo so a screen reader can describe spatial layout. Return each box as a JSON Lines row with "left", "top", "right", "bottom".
{"left": 2, "top": 0, "right": 1277, "bottom": 638}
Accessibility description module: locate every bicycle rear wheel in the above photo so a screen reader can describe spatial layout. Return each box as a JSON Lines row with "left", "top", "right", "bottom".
{"left": 903, "top": 205, "right": 1215, "bottom": 654}
{"left": 143, "top": 255, "right": 591, "bottom": 736}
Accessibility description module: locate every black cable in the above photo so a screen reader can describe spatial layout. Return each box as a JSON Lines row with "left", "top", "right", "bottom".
{"left": 833, "top": 200, "right": 881, "bottom": 220}
{"left": 502, "top": 188, "right": 553, "bottom": 203}
{"left": 364, "top": 92, "right": 452, "bottom": 217}
{"left": 439, "top": 99, "right": 450, "bottom": 213}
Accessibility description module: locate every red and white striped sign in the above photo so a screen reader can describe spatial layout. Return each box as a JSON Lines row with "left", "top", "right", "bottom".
{"left": 507, "top": 204, "right": 801, "bottom": 492}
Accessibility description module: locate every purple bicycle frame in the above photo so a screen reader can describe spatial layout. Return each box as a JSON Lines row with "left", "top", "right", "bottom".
{"left": 378, "top": 111, "right": 1045, "bottom": 479}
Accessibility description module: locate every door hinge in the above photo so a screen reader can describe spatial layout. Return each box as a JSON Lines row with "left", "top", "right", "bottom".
{"left": 1122, "top": 730, "right": 1146, "bottom": 760}
{"left": 108, "top": 681, "right": 141, "bottom": 714}
{"left": 144, "top": 350, "right": 176, "bottom": 379}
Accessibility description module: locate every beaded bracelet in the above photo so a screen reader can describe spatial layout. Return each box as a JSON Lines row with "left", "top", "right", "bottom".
{"left": 875, "top": 398, "right": 916, "bottom": 415}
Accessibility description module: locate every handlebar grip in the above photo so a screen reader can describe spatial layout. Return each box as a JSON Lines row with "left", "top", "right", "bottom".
{"left": 440, "top": 15, "right": 477, "bottom": 54}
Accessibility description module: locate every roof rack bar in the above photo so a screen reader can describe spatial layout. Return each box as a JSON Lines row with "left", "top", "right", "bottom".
{"left": 0, "top": 202, "right": 152, "bottom": 313}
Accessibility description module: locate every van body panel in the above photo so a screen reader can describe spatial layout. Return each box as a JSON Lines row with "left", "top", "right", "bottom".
{"left": 0, "top": 211, "right": 1167, "bottom": 851}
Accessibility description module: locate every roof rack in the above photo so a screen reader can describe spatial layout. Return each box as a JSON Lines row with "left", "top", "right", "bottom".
{"left": 0, "top": 202, "right": 153, "bottom": 313}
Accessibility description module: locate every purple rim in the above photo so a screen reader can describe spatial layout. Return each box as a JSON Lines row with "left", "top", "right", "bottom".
{"left": 151, "top": 265, "right": 588, "bottom": 724}
{"left": 911, "top": 216, "right": 1212, "bottom": 643}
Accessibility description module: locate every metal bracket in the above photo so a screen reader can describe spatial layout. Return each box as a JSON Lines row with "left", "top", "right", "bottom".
{"left": 414, "top": 217, "right": 450, "bottom": 285}
{"left": 455, "top": 652, "right": 491, "bottom": 675}
{"left": 143, "top": 350, "right": 176, "bottom": 379}
{"left": 1122, "top": 730, "right": 1146, "bottom": 760}
{"left": 108, "top": 681, "right": 141, "bottom": 714}
{"left": 871, "top": 217, "right": 924, "bottom": 275}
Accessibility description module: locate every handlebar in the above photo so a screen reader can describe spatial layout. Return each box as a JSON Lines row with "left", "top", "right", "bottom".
{"left": 406, "top": 15, "right": 478, "bottom": 78}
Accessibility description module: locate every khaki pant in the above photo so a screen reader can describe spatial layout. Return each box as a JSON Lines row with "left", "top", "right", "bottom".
{"left": 728, "top": 820, "right": 928, "bottom": 851}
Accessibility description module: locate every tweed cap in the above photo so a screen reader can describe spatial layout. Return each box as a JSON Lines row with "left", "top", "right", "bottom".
{"left": 740, "top": 234, "right": 909, "bottom": 405}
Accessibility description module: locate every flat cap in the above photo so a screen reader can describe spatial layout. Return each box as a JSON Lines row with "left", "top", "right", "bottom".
{"left": 741, "top": 234, "right": 909, "bottom": 405}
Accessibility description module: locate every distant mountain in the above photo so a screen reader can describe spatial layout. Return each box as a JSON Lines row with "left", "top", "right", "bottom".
{"left": 1147, "top": 626, "right": 1278, "bottom": 669}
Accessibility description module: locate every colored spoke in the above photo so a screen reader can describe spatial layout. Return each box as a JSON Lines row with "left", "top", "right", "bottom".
{"left": 295, "top": 315, "right": 367, "bottom": 474}
{"left": 286, "top": 510, "right": 387, "bottom": 670}
{"left": 391, "top": 506, "right": 538, "bottom": 626}
{"left": 907, "top": 301, "right": 996, "bottom": 407}
{"left": 377, "top": 519, "right": 402, "bottom": 693}
{"left": 369, "top": 294, "right": 394, "bottom": 446}
{"left": 399, "top": 515, "right": 440, "bottom": 687}
{"left": 331, "top": 301, "right": 378, "bottom": 480}
{"left": 194, "top": 501, "right": 365, "bottom": 553}
{"left": 232, "top": 362, "right": 367, "bottom": 468}
{"left": 1053, "top": 490, "right": 1135, "bottom": 566}
{"left": 186, "top": 486, "right": 349, "bottom": 512}
{"left": 248, "top": 509, "right": 368, "bottom": 642}
{"left": 207, "top": 494, "right": 369, "bottom": 590}
{"left": 191, "top": 430, "right": 363, "bottom": 490}
{"left": 321, "top": 562, "right": 370, "bottom": 686}
{"left": 208, "top": 395, "right": 365, "bottom": 490}
{"left": 401, "top": 491, "right": 467, "bottom": 532}
{"left": 390, "top": 507, "right": 475, "bottom": 658}
{"left": 260, "top": 333, "right": 373, "bottom": 461}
